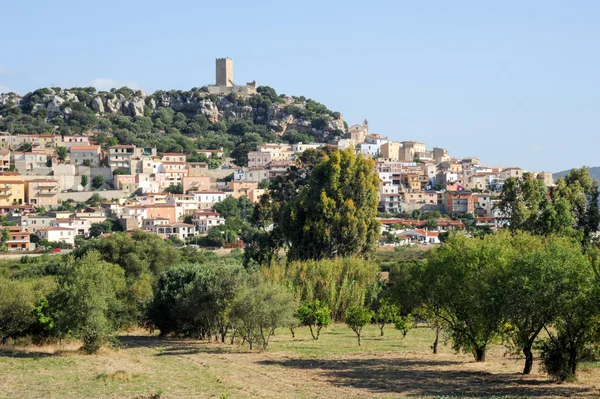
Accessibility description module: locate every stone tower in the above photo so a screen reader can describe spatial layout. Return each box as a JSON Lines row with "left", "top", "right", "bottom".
{"left": 216, "top": 58, "right": 234, "bottom": 87}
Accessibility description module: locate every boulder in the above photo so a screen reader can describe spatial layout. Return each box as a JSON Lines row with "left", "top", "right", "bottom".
{"left": 129, "top": 98, "right": 145, "bottom": 116}
{"left": 105, "top": 96, "right": 121, "bottom": 113}
{"left": 46, "top": 96, "right": 65, "bottom": 113}
{"left": 63, "top": 91, "right": 79, "bottom": 102}
{"left": 147, "top": 98, "right": 156, "bottom": 110}
{"left": 91, "top": 96, "right": 104, "bottom": 113}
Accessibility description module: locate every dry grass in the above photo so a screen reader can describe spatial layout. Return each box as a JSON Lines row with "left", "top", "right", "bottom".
{"left": 1, "top": 325, "right": 600, "bottom": 398}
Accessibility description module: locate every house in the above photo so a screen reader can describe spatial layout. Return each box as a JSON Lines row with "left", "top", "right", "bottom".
{"left": 187, "top": 162, "right": 209, "bottom": 177}
{"left": 19, "top": 215, "right": 56, "bottom": 233}
{"left": 182, "top": 176, "right": 211, "bottom": 193}
{"left": 443, "top": 191, "right": 475, "bottom": 215}
{"left": 153, "top": 223, "right": 197, "bottom": 240}
{"left": 51, "top": 218, "right": 91, "bottom": 237}
{"left": 59, "top": 136, "right": 90, "bottom": 149}
{"left": 69, "top": 145, "right": 102, "bottom": 166}
{"left": 12, "top": 151, "right": 47, "bottom": 173}
{"left": 196, "top": 149, "right": 224, "bottom": 158}
{"left": 142, "top": 217, "right": 170, "bottom": 231}
{"left": 192, "top": 211, "right": 225, "bottom": 233}
{"left": 36, "top": 226, "right": 75, "bottom": 246}
{"left": 108, "top": 145, "right": 156, "bottom": 172}
{"left": 191, "top": 191, "right": 226, "bottom": 210}
{"left": 145, "top": 204, "right": 177, "bottom": 223}
{"left": 0, "top": 173, "right": 25, "bottom": 205}
{"left": 4, "top": 225, "right": 30, "bottom": 251}
{"left": 405, "top": 228, "right": 440, "bottom": 244}
{"left": 25, "top": 178, "right": 60, "bottom": 207}
{"left": 0, "top": 150, "right": 10, "bottom": 171}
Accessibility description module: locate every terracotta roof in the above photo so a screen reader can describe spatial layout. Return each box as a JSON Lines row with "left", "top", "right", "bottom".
{"left": 70, "top": 145, "right": 101, "bottom": 151}
{"left": 161, "top": 153, "right": 185, "bottom": 156}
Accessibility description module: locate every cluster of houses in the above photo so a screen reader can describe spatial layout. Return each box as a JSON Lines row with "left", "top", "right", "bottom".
{"left": 0, "top": 123, "right": 554, "bottom": 250}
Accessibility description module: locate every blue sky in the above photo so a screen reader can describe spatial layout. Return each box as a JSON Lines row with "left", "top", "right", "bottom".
{"left": 1, "top": 0, "right": 598, "bottom": 172}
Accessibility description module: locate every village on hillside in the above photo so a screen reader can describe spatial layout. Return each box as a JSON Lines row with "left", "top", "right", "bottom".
{"left": 0, "top": 115, "right": 554, "bottom": 252}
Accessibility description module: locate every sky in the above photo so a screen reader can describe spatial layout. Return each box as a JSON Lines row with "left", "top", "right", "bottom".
{"left": 1, "top": 0, "right": 599, "bottom": 172}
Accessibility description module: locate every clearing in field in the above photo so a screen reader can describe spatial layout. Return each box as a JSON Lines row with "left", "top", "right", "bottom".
{"left": 1, "top": 324, "right": 600, "bottom": 399}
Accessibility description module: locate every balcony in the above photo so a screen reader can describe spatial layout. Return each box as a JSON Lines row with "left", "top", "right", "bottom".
{"left": 0, "top": 191, "right": 12, "bottom": 197}
{"left": 37, "top": 189, "right": 58, "bottom": 196}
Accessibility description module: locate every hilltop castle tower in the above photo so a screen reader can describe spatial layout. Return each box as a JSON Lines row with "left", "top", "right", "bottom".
{"left": 216, "top": 58, "right": 234, "bottom": 87}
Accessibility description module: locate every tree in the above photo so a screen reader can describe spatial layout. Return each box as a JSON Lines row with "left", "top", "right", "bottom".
{"left": 374, "top": 298, "right": 399, "bottom": 336}
{"left": 539, "top": 260, "right": 600, "bottom": 381}
{"left": 91, "top": 175, "right": 105, "bottom": 190}
{"left": 18, "top": 142, "right": 32, "bottom": 152}
{"left": 344, "top": 305, "right": 372, "bottom": 346}
{"left": 394, "top": 314, "right": 416, "bottom": 338}
{"left": 146, "top": 261, "right": 247, "bottom": 340}
{"left": 497, "top": 173, "right": 575, "bottom": 236}
{"left": 0, "top": 278, "right": 37, "bottom": 342}
{"left": 89, "top": 221, "right": 112, "bottom": 237}
{"left": 296, "top": 300, "right": 331, "bottom": 340}
{"left": 56, "top": 146, "right": 68, "bottom": 163}
{"left": 80, "top": 175, "right": 89, "bottom": 188}
{"left": 50, "top": 251, "right": 125, "bottom": 353}
{"left": 280, "top": 148, "right": 380, "bottom": 261}
{"left": 503, "top": 236, "right": 589, "bottom": 374}
{"left": 422, "top": 232, "right": 513, "bottom": 362}
{"left": 229, "top": 280, "right": 296, "bottom": 350}
{"left": 165, "top": 183, "right": 183, "bottom": 194}
{"left": 261, "top": 257, "right": 381, "bottom": 321}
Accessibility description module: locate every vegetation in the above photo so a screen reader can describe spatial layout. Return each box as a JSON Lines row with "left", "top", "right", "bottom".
{"left": 296, "top": 300, "right": 331, "bottom": 340}
{"left": 0, "top": 86, "right": 344, "bottom": 166}
{"left": 344, "top": 305, "right": 373, "bottom": 346}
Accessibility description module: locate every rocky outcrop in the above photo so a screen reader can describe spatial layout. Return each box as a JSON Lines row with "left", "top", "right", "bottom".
{"left": 0, "top": 86, "right": 346, "bottom": 142}
{"left": 91, "top": 96, "right": 104, "bottom": 113}
{"left": 46, "top": 96, "right": 65, "bottom": 113}
{"left": 200, "top": 99, "right": 218, "bottom": 122}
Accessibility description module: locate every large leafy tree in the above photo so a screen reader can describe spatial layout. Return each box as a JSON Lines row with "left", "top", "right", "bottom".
{"left": 50, "top": 251, "right": 126, "bottom": 353}
{"left": 497, "top": 172, "right": 574, "bottom": 236}
{"left": 503, "top": 235, "right": 589, "bottom": 374}
{"left": 280, "top": 148, "right": 380, "bottom": 261}
{"left": 423, "top": 232, "right": 515, "bottom": 362}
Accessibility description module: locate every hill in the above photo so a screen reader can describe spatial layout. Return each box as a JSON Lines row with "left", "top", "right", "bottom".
{"left": 554, "top": 166, "right": 600, "bottom": 182}
{"left": 0, "top": 86, "right": 346, "bottom": 165}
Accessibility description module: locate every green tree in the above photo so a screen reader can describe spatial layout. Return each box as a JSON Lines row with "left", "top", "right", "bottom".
{"left": 80, "top": 175, "right": 89, "bottom": 188}
{"left": 50, "top": 251, "right": 125, "bottom": 353}
{"left": 165, "top": 183, "right": 183, "bottom": 194}
{"left": 503, "top": 236, "right": 589, "bottom": 374}
{"left": 91, "top": 175, "right": 105, "bottom": 190}
{"left": 0, "top": 278, "right": 37, "bottom": 341}
{"left": 261, "top": 257, "right": 381, "bottom": 321}
{"left": 296, "top": 300, "right": 331, "bottom": 340}
{"left": 423, "top": 232, "right": 513, "bottom": 362}
{"left": 344, "top": 305, "right": 372, "bottom": 346}
{"left": 147, "top": 261, "right": 246, "bottom": 340}
{"left": 280, "top": 148, "right": 380, "bottom": 261}
{"left": 374, "top": 298, "right": 400, "bottom": 336}
{"left": 56, "top": 146, "right": 68, "bottom": 163}
{"left": 497, "top": 173, "right": 575, "bottom": 236}
{"left": 229, "top": 280, "right": 296, "bottom": 350}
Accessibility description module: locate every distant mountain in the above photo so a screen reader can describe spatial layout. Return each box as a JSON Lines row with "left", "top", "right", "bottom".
{"left": 553, "top": 167, "right": 600, "bottom": 182}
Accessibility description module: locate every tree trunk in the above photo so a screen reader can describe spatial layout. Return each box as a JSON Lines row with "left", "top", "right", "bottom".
{"left": 309, "top": 326, "right": 317, "bottom": 340}
{"left": 290, "top": 327, "right": 295, "bottom": 338}
{"left": 569, "top": 347, "right": 578, "bottom": 378}
{"left": 357, "top": 334, "right": 361, "bottom": 346}
{"left": 523, "top": 344, "right": 534, "bottom": 375}
{"left": 474, "top": 347, "right": 486, "bottom": 362}
{"left": 248, "top": 340, "right": 253, "bottom": 350}
{"left": 433, "top": 326, "right": 439, "bottom": 354}
{"left": 380, "top": 325, "right": 385, "bottom": 336}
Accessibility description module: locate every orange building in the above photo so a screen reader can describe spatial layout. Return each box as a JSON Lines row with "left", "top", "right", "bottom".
{"left": 145, "top": 204, "right": 177, "bottom": 223}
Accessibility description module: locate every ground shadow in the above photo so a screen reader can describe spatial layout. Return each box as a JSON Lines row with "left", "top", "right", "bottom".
{"left": 0, "top": 347, "right": 58, "bottom": 358}
{"left": 118, "top": 335, "right": 238, "bottom": 355}
{"left": 259, "top": 357, "right": 594, "bottom": 397}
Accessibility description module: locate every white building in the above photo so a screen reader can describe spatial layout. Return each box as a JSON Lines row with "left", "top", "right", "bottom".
{"left": 36, "top": 226, "right": 75, "bottom": 246}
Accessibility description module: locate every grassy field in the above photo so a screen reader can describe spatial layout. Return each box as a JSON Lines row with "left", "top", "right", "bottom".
{"left": 1, "top": 324, "right": 600, "bottom": 399}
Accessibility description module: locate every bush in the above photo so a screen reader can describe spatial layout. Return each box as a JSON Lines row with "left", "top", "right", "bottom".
{"left": 539, "top": 337, "right": 573, "bottom": 382}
